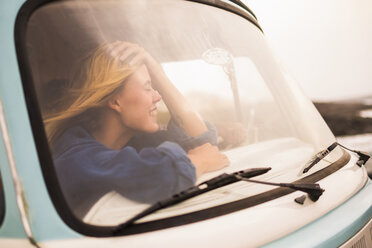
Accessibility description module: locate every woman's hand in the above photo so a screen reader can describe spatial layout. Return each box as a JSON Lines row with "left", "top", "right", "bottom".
{"left": 107, "top": 41, "right": 162, "bottom": 76}
{"left": 187, "top": 143, "right": 230, "bottom": 177}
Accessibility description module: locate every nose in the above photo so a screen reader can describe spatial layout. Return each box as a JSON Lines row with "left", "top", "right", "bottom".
{"left": 153, "top": 90, "right": 162, "bottom": 103}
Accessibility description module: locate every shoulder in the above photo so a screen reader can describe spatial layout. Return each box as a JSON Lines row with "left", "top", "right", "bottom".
{"left": 52, "top": 126, "right": 98, "bottom": 158}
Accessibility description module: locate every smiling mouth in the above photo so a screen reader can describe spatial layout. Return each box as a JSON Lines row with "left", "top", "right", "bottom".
{"left": 150, "top": 108, "right": 157, "bottom": 116}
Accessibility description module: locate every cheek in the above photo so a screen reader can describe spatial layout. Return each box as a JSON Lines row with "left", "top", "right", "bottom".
{"left": 120, "top": 93, "right": 151, "bottom": 120}
{"left": 128, "top": 93, "right": 152, "bottom": 110}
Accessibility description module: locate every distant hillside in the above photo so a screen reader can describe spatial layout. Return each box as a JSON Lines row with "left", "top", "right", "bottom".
{"left": 313, "top": 95, "right": 372, "bottom": 136}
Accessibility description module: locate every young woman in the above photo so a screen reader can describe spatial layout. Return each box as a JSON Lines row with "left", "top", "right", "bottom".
{"left": 44, "top": 41, "right": 229, "bottom": 218}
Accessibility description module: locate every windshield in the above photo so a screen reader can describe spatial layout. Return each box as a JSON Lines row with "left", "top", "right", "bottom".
{"left": 24, "top": 0, "right": 342, "bottom": 228}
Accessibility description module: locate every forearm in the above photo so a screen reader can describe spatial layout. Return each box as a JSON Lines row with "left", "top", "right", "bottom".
{"left": 150, "top": 66, "right": 207, "bottom": 137}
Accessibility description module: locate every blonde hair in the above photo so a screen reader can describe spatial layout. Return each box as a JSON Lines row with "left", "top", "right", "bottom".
{"left": 44, "top": 43, "right": 137, "bottom": 144}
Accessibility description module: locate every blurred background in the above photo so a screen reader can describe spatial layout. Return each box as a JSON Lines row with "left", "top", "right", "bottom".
{"left": 244, "top": 0, "right": 372, "bottom": 158}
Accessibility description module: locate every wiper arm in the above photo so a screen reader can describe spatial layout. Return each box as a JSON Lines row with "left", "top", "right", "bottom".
{"left": 235, "top": 176, "right": 324, "bottom": 202}
{"left": 113, "top": 167, "right": 271, "bottom": 234}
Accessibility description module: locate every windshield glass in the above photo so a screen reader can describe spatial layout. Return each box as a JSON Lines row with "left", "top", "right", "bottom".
{"left": 25, "top": 0, "right": 342, "bottom": 227}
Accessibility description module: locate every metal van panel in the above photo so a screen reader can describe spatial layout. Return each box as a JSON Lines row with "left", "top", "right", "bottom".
{"left": 0, "top": 0, "right": 83, "bottom": 242}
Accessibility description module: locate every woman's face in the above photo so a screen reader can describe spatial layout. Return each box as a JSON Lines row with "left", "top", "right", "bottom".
{"left": 113, "top": 65, "right": 162, "bottom": 134}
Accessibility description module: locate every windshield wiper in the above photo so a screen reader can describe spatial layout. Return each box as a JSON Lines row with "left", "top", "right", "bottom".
{"left": 303, "top": 142, "right": 338, "bottom": 173}
{"left": 113, "top": 167, "right": 271, "bottom": 234}
{"left": 113, "top": 166, "right": 325, "bottom": 234}
{"left": 303, "top": 142, "right": 371, "bottom": 173}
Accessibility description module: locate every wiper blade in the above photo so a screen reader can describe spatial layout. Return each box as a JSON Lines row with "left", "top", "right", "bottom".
{"left": 303, "top": 142, "right": 338, "bottom": 173}
{"left": 303, "top": 141, "right": 371, "bottom": 173}
{"left": 113, "top": 167, "right": 271, "bottom": 234}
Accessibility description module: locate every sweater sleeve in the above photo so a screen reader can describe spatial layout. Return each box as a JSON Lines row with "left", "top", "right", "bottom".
{"left": 128, "top": 119, "right": 218, "bottom": 152}
{"left": 53, "top": 127, "right": 196, "bottom": 217}
{"left": 166, "top": 119, "right": 218, "bottom": 151}
{"left": 105, "top": 141, "right": 197, "bottom": 202}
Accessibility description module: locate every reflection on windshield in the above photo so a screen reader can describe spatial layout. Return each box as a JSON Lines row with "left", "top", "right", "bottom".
{"left": 25, "top": 0, "right": 338, "bottom": 226}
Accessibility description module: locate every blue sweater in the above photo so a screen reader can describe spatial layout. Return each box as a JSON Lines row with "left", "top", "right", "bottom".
{"left": 52, "top": 120, "right": 217, "bottom": 218}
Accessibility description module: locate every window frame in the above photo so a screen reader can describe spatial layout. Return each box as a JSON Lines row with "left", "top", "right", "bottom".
{"left": 0, "top": 171, "right": 4, "bottom": 227}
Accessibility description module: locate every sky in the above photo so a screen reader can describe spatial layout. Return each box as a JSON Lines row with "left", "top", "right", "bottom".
{"left": 243, "top": 0, "right": 372, "bottom": 101}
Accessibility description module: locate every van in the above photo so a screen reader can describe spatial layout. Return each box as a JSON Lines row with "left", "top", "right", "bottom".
{"left": 0, "top": 0, "right": 371, "bottom": 247}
